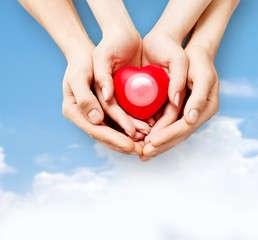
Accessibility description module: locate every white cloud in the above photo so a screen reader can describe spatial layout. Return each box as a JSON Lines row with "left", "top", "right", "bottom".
{"left": 1, "top": 116, "right": 258, "bottom": 239}
{"left": 220, "top": 80, "right": 258, "bottom": 97}
{"left": 0, "top": 147, "right": 18, "bottom": 218}
{"left": 32, "top": 169, "right": 109, "bottom": 204}
{"left": 68, "top": 143, "right": 82, "bottom": 149}
{"left": 0, "top": 147, "right": 15, "bottom": 175}
{"left": 34, "top": 154, "right": 68, "bottom": 169}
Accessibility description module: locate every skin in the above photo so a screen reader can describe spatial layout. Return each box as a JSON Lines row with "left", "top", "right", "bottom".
{"left": 141, "top": 0, "right": 240, "bottom": 161}
{"left": 85, "top": 0, "right": 215, "bottom": 156}
{"left": 18, "top": 0, "right": 143, "bottom": 155}
{"left": 143, "top": 0, "right": 213, "bottom": 107}
{"left": 86, "top": 0, "right": 152, "bottom": 140}
{"left": 19, "top": 0, "right": 240, "bottom": 160}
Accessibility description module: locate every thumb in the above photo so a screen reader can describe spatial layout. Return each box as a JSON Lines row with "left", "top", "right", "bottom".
{"left": 184, "top": 74, "right": 215, "bottom": 125}
{"left": 93, "top": 50, "right": 114, "bottom": 102}
{"left": 168, "top": 54, "right": 188, "bottom": 108}
{"left": 66, "top": 70, "right": 104, "bottom": 125}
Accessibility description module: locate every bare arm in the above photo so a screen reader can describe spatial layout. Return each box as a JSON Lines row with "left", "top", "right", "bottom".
{"left": 152, "top": 0, "right": 213, "bottom": 43}
{"left": 19, "top": 0, "right": 142, "bottom": 155}
{"left": 19, "top": 0, "right": 92, "bottom": 59}
{"left": 187, "top": 0, "right": 240, "bottom": 59}
{"left": 85, "top": 0, "right": 151, "bottom": 141}
{"left": 142, "top": 0, "right": 240, "bottom": 160}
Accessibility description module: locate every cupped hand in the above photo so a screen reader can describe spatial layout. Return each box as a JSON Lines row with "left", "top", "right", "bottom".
{"left": 62, "top": 40, "right": 143, "bottom": 155}
{"left": 93, "top": 26, "right": 151, "bottom": 139}
{"left": 141, "top": 45, "right": 219, "bottom": 161}
{"left": 142, "top": 31, "right": 188, "bottom": 143}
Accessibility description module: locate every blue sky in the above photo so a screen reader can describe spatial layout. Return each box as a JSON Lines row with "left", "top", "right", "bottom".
{"left": 1, "top": 0, "right": 258, "bottom": 239}
{"left": 0, "top": 0, "right": 257, "bottom": 190}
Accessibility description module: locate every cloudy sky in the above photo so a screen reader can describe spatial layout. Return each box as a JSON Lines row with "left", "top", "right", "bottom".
{"left": 1, "top": 0, "right": 258, "bottom": 239}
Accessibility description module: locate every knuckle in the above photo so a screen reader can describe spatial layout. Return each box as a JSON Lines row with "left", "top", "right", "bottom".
{"left": 77, "top": 97, "right": 92, "bottom": 111}
{"left": 195, "top": 97, "right": 207, "bottom": 110}
{"left": 94, "top": 72, "right": 102, "bottom": 84}
{"left": 94, "top": 73, "right": 105, "bottom": 85}
{"left": 203, "top": 70, "right": 216, "bottom": 85}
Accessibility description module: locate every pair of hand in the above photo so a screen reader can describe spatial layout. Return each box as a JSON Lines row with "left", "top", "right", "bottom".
{"left": 62, "top": 27, "right": 219, "bottom": 161}
{"left": 19, "top": 0, "right": 239, "bottom": 160}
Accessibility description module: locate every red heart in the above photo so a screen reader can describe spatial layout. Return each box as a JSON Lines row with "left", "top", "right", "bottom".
{"left": 114, "top": 65, "right": 169, "bottom": 120}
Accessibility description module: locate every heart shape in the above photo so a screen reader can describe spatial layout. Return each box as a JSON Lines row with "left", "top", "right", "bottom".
{"left": 114, "top": 65, "right": 169, "bottom": 120}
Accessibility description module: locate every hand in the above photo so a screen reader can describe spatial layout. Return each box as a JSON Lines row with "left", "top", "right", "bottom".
{"left": 93, "top": 26, "right": 151, "bottom": 140}
{"left": 142, "top": 31, "right": 188, "bottom": 143}
{"left": 62, "top": 41, "right": 143, "bottom": 155}
{"left": 139, "top": 0, "right": 240, "bottom": 161}
{"left": 141, "top": 46, "right": 219, "bottom": 161}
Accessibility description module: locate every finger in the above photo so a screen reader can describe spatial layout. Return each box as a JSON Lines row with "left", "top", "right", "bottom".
{"left": 132, "top": 132, "right": 146, "bottom": 142}
{"left": 129, "top": 116, "right": 151, "bottom": 135}
{"left": 145, "top": 88, "right": 186, "bottom": 143}
{"left": 95, "top": 83, "right": 136, "bottom": 137}
{"left": 168, "top": 53, "right": 188, "bottom": 107}
{"left": 151, "top": 81, "right": 219, "bottom": 147}
{"left": 62, "top": 96, "right": 135, "bottom": 153}
{"left": 146, "top": 117, "right": 156, "bottom": 127}
{"left": 134, "top": 142, "right": 144, "bottom": 156}
{"left": 98, "top": 137, "right": 144, "bottom": 156}
{"left": 142, "top": 132, "right": 189, "bottom": 161}
{"left": 145, "top": 103, "right": 179, "bottom": 143}
{"left": 93, "top": 49, "right": 114, "bottom": 102}
{"left": 184, "top": 70, "right": 217, "bottom": 125}
{"left": 140, "top": 143, "right": 159, "bottom": 161}
{"left": 64, "top": 74, "right": 104, "bottom": 125}
{"left": 99, "top": 141, "right": 136, "bottom": 155}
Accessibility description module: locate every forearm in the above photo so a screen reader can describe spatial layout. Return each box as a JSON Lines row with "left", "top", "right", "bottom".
{"left": 86, "top": 0, "right": 136, "bottom": 34}
{"left": 152, "top": 0, "right": 212, "bottom": 43}
{"left": 19, "top": 0, "right": 92, "bottom": 60}
{"left": 186, "top": 0, "right": 240, "bottom": 59}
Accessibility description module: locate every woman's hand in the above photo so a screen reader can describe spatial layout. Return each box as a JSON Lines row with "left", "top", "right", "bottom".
{"left": 141, "top": 46, "right": 219, "bottom": 161}
{"left": 142, "top": 31, "right": 188, "bottom": 143}
{"left": 62, "top": 41, "right": 143, "bottom": 155}
{"left": 19, "top": 0, "right": 146, "bottom": 155}
{"left": 86, "top": 0, "right": 151, "bottom": 139}
{"left": 139, "top": 0, "right": 239, "bottom": 161}
{"left": 93, "top": 27, "right": 151, "bottom": 139}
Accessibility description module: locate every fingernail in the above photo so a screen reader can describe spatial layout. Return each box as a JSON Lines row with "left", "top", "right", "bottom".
{"left": 145, "top": 136, "right": 151, "bottom": 144}
{"left": 125, "top": 130, "right": 132, "bottom": 137}
{"left": 139, "top": 130, "right": 149, "bottom": 135}
{"left": 148, "top": 119, "right": 155, "bottom": 127}
{"left": 174, "top": 92, "right": 180, "bottom": 107}
{"left": 88, "top": 109, "right": 102, "bottom": 124}
{"left": 102, "top": 87, "right": 108, "bottom": 102}
{"left": 188, "top": 109, "right": 199, "bottom": 124}
{"left": 149, "top": 122, "right": 154, "bottom": 127}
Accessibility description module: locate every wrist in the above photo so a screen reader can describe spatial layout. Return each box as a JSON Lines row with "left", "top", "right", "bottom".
{"left": 185, "top": 45, "right": 211, "bottom": 57}
{"left": 64, "top": 36, "right": 94, "bottom": 63}
{"left": 186, "top": 0, "right": 240, "bottom": 61}
{"left": 103, "top": 23, "right": 140, "bottom": 43}
{"left": 152, "top": 0, "right": 213, "bottom": 44}
{"left": 144, "top": 28, "right": 182, "bottom": 48}
{"left": 87, "top": 0, "right": 136, "bottom": 34}
{"left": 148, "top": 26, "right": 183, "bottom": 45}
{"left": 185, "top": 38, "right": 218, "bottom": 61}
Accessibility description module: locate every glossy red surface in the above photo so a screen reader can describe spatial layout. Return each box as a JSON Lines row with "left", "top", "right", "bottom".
{"left": 114, "top": 65, "right": 169, "bottom": 119}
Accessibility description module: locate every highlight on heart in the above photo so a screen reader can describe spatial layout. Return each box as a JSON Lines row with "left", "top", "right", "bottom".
{"left": 114, "top": 65, "right": 169, "bottom": 120}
